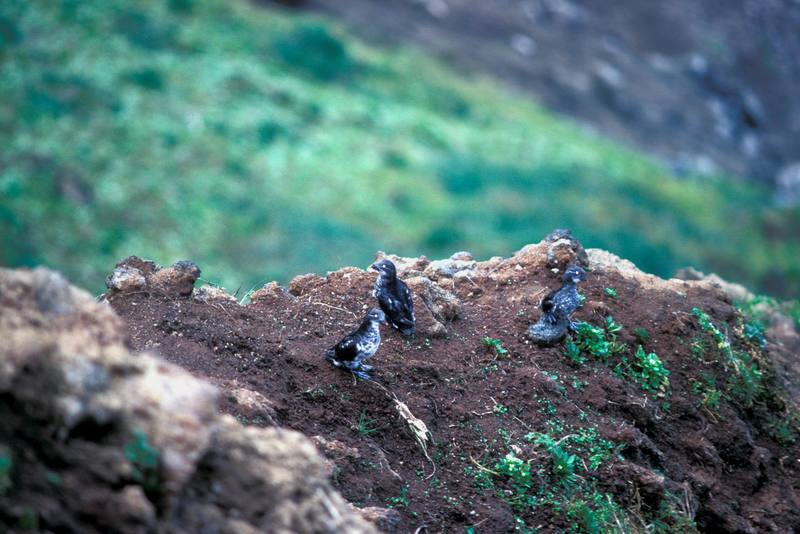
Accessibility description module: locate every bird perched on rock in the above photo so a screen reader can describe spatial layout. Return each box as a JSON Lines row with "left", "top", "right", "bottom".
{"left": 371, "top": 259, "right": 416, "bottom": 336}
{"left": 326, "top": 308, "right": 386, "bottom": 380}
{"left": 528, "top": 264, "right": 587, "bottom": 344}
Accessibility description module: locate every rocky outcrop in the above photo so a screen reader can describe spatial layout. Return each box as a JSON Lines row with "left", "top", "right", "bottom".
{"left": 104, "top": 257, "right": 202, "bottom": 298}
{"left": 0, "top": 267, "right": 377, "bottom": 533}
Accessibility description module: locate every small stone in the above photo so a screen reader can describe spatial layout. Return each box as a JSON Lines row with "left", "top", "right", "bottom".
{"left": 427, "top": 320, "right": 448, "bottom": 338}
{"left": 357, "top": 506, "right": 402, "bottom": 531}
{"left": 449, "top": 251, "right": 474, "bottom": 261}
{"left": 106, "top": 266, "right": 146, "bottom": 293}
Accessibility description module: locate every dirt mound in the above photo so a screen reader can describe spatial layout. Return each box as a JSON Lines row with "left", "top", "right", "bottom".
{"left": 0, "top": 267, "right": 376, "bottom": 533}
{"left": 98, "top": 235, "right": 800, "bottom": 533}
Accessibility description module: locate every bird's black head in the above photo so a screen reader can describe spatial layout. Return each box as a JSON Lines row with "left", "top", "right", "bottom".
{"left": 371, "top": 259, "right": 397, "bottom": 278}
{"left": 562, "top": 264, "right": 587, "bottom": 284}
{"left": 365, "top": 308, "right": 387, "bottom": 325}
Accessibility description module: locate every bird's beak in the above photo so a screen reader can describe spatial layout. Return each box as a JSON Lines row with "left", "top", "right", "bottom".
{"left": 370, "top": 263, "right": 380, "bottom": 272}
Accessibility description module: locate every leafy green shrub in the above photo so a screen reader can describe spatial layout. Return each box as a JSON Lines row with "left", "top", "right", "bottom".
{"left": 631, "top": 345, "right": 670, "bottom": 392}
{"left": 495, "top": 452, "right": 534, "bottom": 490}
{"left": 572, "top": 317, "right": 626, "bottom": 361}
{"left": 274, "top": 23, "right": 354, "bottom": 81}
{"left": 563, "top": 339, "right": 586, "bottom": 365}
{"left": 481, "top": 336, "right": 508, "bottom": 357}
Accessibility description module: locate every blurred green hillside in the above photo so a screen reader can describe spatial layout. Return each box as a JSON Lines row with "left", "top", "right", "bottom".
{"left": 1, "top": 0, "right": 799, "bottom": 297}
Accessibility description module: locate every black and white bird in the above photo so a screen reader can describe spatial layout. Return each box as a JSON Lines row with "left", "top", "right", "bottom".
{"left": 371, "top": 259, "right": 415, "bottom": 336}
{"left": 528, "top": 264, "right": 587, "bottom": 344}
{"left": 325, "top": 308, "right": 386, "bottom": 380}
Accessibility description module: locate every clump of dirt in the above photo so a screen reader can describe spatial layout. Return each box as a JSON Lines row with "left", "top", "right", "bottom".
{"left": 101, "top": 233, "right": 800, "bottom": 532}
{"left": 0, "top": 267, "right": 376, "bottom": 533}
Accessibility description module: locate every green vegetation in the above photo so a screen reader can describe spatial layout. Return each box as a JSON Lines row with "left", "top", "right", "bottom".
{"left": 1, "top": 0, "right": 799, "bottom": 296}
{"left": 355, "top": 410, "right": 379, "bottom": 437}
{"left": 565, "top": 318, "right": 671, "bottom": 394}
{"left": 633, "top": 327, "right": 650, "bottom": 344}
{"left": 570, "top": 317, "right": 627, "bottom": 362}
{"left": 690, "top": 372, "right": 722, "bottom": 417}
{"left": 481, "top": 336, "right": 508, "bottom": 357}
{"left": 692, "top": 308, "right": 763, "bottom": 407}
{"left": 603, "top": 287, "right": 617, "bottom": 299}
{"left": 493, "top": 401, "right": 509, "bottom": 415}
{"left": 0, "top": 445, "right": 12, "bottom": 496}
{"left": 691, "top": 306, "right": 798, "bottom": 444}
{"left": 630, "top": 345, "right": 670, "bottom": 392}
{"left": 388, "top": 484, "right": 410, "bottom": 509}
{"left": 466, "top": 417, "right": 694, "bottom": 533}
{"left": 124, "top": 430, "right": 160, "bottom": 491}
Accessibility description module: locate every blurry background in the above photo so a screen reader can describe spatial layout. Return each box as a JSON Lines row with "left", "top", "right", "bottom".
{"left": 1, "top": 0, "right": 799, "bottom": 297}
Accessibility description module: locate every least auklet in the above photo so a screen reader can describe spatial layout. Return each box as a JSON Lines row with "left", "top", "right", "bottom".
{"left": 527, "top": 264, "right": 587, "bottom": 344}
{"left": 371, "top": 259, "right": 416, "bottom": 336}
{"left": 325, "top": 308, "right": 386, "bottom": 380}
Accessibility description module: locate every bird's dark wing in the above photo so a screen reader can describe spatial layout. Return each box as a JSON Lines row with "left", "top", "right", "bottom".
{"left": 332, "top": 335, "right": 359, "bottom": 362}
{"left": 398, "top": 281, "right": 415, "bottom": 320}
{"left": 382, "top": 281, "right": 414, "bottom": 329}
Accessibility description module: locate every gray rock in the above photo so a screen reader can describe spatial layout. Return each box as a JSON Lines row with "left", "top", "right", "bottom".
{"left": 449, "top": 251, "right": 474, "bottom": 261}
{"left": 775, "top": 162, "right": 800, "bottom": 206}
{"left": 424, "top": 259, "right": 477, "bottom": 278}
{"left": 106, "top": 265, "right": 146, "bottom": 292}
{"left": 0, "top": 267, "right": 378, "bottom": 534}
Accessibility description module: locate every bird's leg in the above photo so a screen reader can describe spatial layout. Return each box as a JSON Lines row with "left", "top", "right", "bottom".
{"left": 351, "top": 369, "right": 372, "bottom": 380}
{"left": 568, "top": 320, "right": 581, "bottom": 332}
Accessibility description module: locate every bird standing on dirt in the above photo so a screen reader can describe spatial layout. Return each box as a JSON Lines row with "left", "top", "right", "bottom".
{"left": 371, "top": 259, "right": 416, "bottom": 336}
{"left": 528, "top": 264, "right": 587, "bottom": 344}
{"left": 326, "top": 308, "right": 386, "bottom": 380}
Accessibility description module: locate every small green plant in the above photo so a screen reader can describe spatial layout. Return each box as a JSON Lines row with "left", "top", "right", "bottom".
{"left": 355, "top": 410, "right": 379, "bottom": 437}
{"left": 603, "top": 287, "right": 617, "bottom": 298}
{"left": 563, "top": 338, "right": 586, "bottom": 365}
{"left": 124, "top": 431, "right": 159, "bottom": 491}
{"left": 481, "top": 336, "right": 508, "bottom": 357}
{"left": 528, "top": 433, "right": 576, "bottom": 484}
{"left": 634, "top": 327, "right": 650, "bottom": 344}
{"left": 691, "top": 372, "right": 721, "bottom": 416}
{"left": 495, "top": 452, "right": 534, "bottom": 490}
{"left": 464, "top": 465, "right": 494, "bottom": 490}
{"left": 0, "top": 445, "right": 12, "bottom": 496}
{"left": 743, "top": 321, "right": 767, "bottom": 348}
{"left": 631, "top": 345, "right": 670, "bottom": 392}
{"left": 388, "top": 484, "right": 410, "bottom": 508}
{"left": 571, "top": 377, "right": 588, "bottom": 391}
{"left": 493, "top": 401, "right": 509, "bottom": 415}
{"left": 571, "top": 317, "right": 626, "bottom": 361}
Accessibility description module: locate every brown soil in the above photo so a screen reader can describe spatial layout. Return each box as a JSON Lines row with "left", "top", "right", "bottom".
{"left": 107, "top": 244, "right": 800, "bottom": 533}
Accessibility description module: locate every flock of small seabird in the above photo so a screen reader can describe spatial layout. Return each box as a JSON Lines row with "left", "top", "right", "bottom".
{"left": 325, "top": 257, "right": 587, "bottom": 381}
